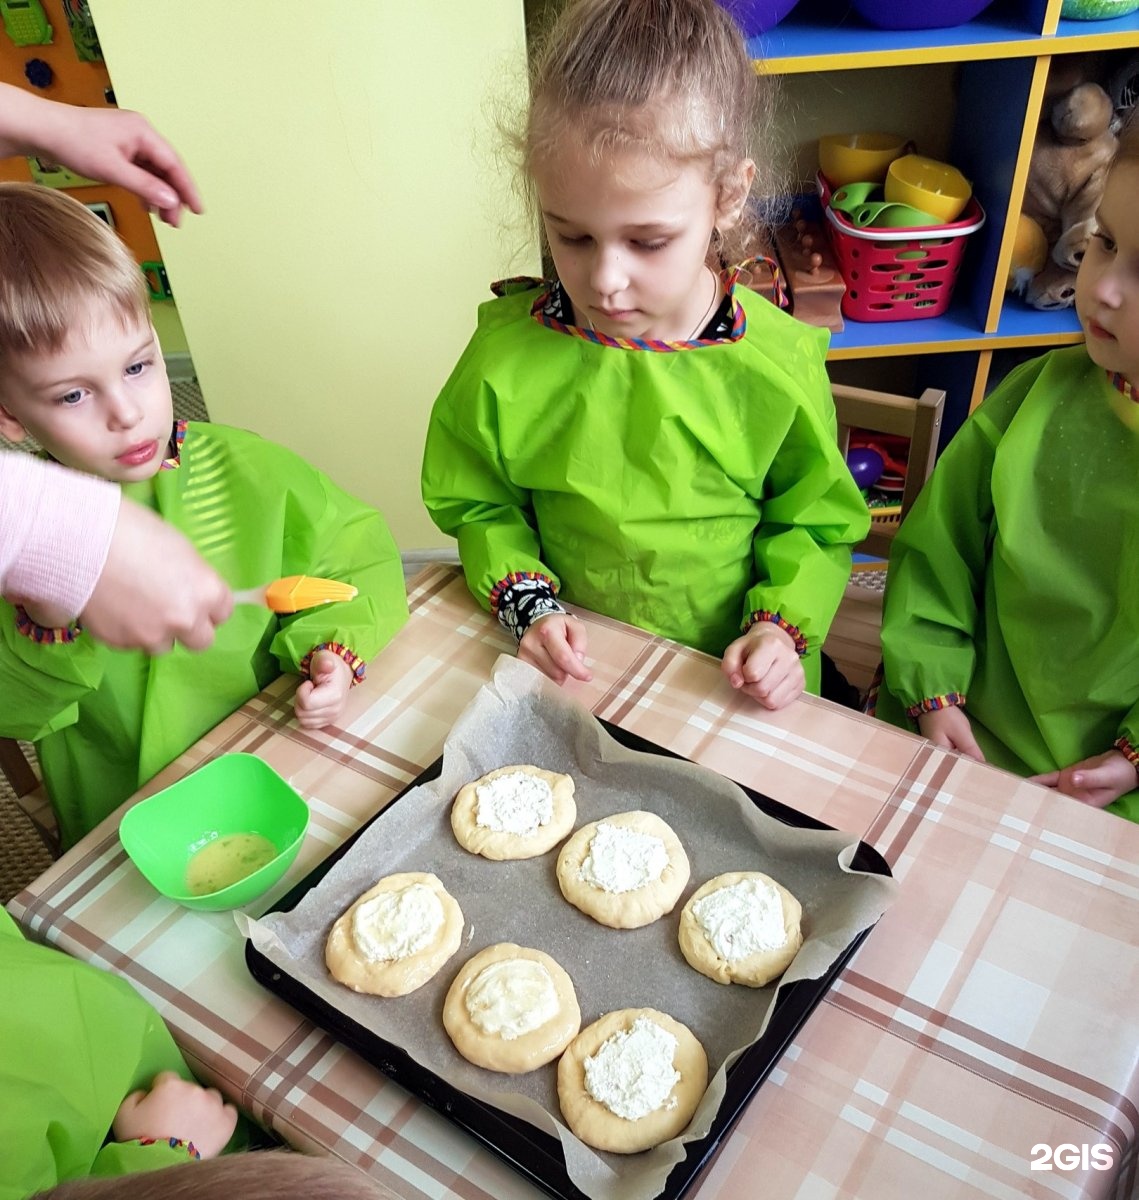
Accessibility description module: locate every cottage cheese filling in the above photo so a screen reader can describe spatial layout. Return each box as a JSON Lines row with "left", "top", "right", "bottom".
{"left": 475, "top": 771, "right": 555, "bottom": 836}
{"left": 579, "top": 822, "right": 668, "bottom": 894}
{"left": 583, "top": 1017, "right": 680, "bottom": 1120}
{"left": 692, "top": 878, "right": 787, "bottom": 960}
{"left": 465, "top": 958, "right": 559, "bottom": 1039}
{"left": 351, "top": 883, "right": 444, "bottom": 962}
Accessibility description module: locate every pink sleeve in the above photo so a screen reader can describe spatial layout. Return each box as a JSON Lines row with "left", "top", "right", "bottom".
{"left": 0, "top": 453, "right": 120, "bottom": 613}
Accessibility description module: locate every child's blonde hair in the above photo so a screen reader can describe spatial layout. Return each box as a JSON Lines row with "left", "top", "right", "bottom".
{"left": 31, "top": 1149, "right": 397, "bottom": 1200}
{"left": 517, "top": 0, "right": 782, "bottom": 266}
{"left": 0, "top": 182, "right": 149, "bottom": 367}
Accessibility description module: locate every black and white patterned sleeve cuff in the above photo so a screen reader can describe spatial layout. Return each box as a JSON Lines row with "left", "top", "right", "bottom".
{"left": 491, "top": 572, "right": 567, "bottom": 643}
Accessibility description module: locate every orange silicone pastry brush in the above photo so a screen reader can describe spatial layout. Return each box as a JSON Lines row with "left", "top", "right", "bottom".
{"left": 234, "top": 575, "right": 358, "bottom": 614}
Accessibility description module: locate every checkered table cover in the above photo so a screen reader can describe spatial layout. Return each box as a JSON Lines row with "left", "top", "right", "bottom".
{"left": 10, "top": 565, "right": 1139, "bottom": 1199}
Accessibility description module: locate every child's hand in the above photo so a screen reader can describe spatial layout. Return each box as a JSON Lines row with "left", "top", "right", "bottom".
{"left": 917, "top": 706, "right": 985, "bottom": 761}
{"left": 518, "top": 616, "right": 592, "bottom": 685}
{"left": 113, "top": 1070, "right": 237, "bottom": 1159}
{"left": 1030, "top": 749, "right": 1139, "bottom": 808}
{"left": 294, "top": 650, "right": 353, "bottom": 729}
{"left": 721, "top": 623, "right": 804, "bottom": 710}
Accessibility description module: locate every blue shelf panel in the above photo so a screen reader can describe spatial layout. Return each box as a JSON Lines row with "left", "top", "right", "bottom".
{"left": 995, "top": 298, "right": 1083, "bottom": 339}
{"left": 826, "top": 296, "right": 1082, "bottom": 354}
{"left": 749, "top": 5, "right": 1043, "bottom": 65}
{"left": 828, "top": 302, "right": 987, "bottom": 353}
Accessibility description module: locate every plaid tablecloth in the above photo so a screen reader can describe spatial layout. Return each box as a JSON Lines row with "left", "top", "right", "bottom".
{"left": 9, "top": 564, "right": 1139, "bottom": 1199}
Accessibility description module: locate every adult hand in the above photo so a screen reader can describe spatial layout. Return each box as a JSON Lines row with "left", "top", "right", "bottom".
{"left": 1031, "top": 749, "right": 1139, "bottom": 808}
{"left": 917, "top": 705, "right": 985, "bottom": 761}
{"left": 518, "top": 615, "right": 592, "bottom": 685}
{"left": 0, "top": 85, "right": 202, "bottom": 226}
{"left": 81, "top": 498, "right": 233, "bottom": 653}
{"left": 113, "top": 1070, "right": 237, "bottom": 1160}
{"left": 721, "top": 622, "right": 804, "bottom": 711}
{"left": 294, "top": 650, "right": 353, "bottom": 729}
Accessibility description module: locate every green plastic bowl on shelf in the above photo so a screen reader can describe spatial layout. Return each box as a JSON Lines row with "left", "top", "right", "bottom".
{"left": 1061, "top": 0, "right": 1139, "bottom": 17}
{"left": 119, "top": 753, "right": 310, "bottom": 912}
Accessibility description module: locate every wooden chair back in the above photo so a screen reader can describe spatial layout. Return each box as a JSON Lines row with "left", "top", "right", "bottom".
{"left": 831, "top": 383, "right": 946, "bottom": 559}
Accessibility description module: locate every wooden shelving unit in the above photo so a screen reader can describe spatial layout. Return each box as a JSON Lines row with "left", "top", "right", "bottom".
{"left": 752, "top": 0, "right": 1139, "bottom": 439}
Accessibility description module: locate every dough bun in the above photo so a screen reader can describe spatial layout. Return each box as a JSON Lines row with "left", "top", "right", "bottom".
{"left": 442, "top": 942, "right": 581, "bottom": 1074}
{"left": 557, "top": 1007, "right": 708, "bottom": 1154}
{"left": 678, "top": 870, "right": 803, "bottom": 987}
{"left": 556, "top": 810, "right": 690, "bottom": 929}
{"left": 325, "top": 871, "right": 463, "bottom": 997}
{"left": 451, "top": 764, "right": 577, "bottom": 860}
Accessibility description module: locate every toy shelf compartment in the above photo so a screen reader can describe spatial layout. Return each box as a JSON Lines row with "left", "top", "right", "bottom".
{"left": 750, "top": 0, "right": 1138, "bottom": 72}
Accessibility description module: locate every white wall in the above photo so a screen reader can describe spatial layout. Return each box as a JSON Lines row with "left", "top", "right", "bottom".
{"left": 89, "top": 0, "right": 538, "bottom": 547}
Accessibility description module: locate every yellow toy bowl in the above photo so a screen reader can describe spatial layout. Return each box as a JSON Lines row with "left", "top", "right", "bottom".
{"left": 119, "top": 753, "right": 310, "bottom": 912}
{"left": 884, "top": 154, "right": 972, "bottom": 224}
{"left": 818, "top": 132, "right": 910, "bottom": 186}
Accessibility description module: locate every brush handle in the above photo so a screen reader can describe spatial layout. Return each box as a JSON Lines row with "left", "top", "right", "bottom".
{"left": 232, "top": 587, "right": 268, "bottom": 607}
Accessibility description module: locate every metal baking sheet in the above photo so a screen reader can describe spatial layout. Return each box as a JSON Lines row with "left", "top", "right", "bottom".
{"left": 246, "top": 715, "right": 891, "bottom": 1200}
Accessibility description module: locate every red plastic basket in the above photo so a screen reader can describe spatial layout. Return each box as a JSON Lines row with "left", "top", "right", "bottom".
{"left": 817, "top": 172, "right": 985, "bottom": 322}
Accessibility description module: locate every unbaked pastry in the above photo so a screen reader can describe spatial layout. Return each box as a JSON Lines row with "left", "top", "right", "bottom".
{"left": 557, "top": 1007, "right": 708, "bottom": 1154}
{"left": 442, "top": 942, "right": 581, "bottom": 1073}
{"left": 325, "top": 871, "right": 463, "bottom": 997}
{"left": 451, "top": 764, "right": 577, "bottom": 860}
{"left": 678, "top": 870, "right": 803, "bottom": 987}
{"left": 556, "top": 810, "right": 689, "bottom": 929}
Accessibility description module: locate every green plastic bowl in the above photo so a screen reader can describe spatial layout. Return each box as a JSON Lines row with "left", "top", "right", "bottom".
{"left": 119, "top": 753, "right": 310, "bottom": 911}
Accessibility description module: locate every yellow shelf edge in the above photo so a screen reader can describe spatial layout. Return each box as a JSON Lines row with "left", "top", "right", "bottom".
{"left": 969, "top": 351, "right": 994, "bottom": 413}
{"left": 759, "top": 41, "right": 1042, "bottom": 74}
{"left": 826, "top": 330, "right": 1084, "bottom": 361}
{"left": 985, "top": 57, "right": 1054, "bottom": 331}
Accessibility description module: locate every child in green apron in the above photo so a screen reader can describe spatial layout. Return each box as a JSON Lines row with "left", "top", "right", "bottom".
{"left": 422, "top": 0, "right": 868, "bottom": 711}
{"left": 0, "top": 184, "right": 407, "bottom": 846}
{"left": 878, "top": 118, "right": 1139, "bottom": 817}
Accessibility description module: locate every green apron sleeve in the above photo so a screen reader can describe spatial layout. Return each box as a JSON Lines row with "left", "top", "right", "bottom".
{"left": 1117, "top": 707, "right": 1139, "bottom": 764}
{"left": 88, "top": 1140, "right": 199, "bottom": 1178}
{"left": 881, "top": 364, "right": 1034, "bottom": 712}
{"left": 0, "top": 909, "right": 201, "bottom": 1197}
{"left": 0, "top": 601, "right": 107, "bottom": 740}
{"left": 266, "top": 469, "right": 407, "bottom": 676}
{"left": 422, "top": 378, "right": 560, "bottom": 611}
{"left": 743, "top": 391, "right": 871, "bottom": 652}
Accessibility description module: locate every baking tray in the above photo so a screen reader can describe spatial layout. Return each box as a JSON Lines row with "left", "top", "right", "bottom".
{"left": 246, "top": 720, "right": 890, "bottom": 1200}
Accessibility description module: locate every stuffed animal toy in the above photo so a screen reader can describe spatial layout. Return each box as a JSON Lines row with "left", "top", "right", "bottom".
{"left": 1017, "top": 81, "right": 1117, "bottom": 309}
{"left": 1023, "top": 81, "right": 1117, "bottom": 274}
{"left": 1006, "top": 213, "right": 1049, "bottom": 294}
{"left": 1024, "top": 262, "right": 1079, "bottom": 310}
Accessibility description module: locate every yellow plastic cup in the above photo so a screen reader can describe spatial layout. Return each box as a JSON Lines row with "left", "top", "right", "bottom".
{"left": 818, "top": 132, "right": 911, "bottom": 186}
{"left": 884, "top": 154, "right": 972, "bottom": 224}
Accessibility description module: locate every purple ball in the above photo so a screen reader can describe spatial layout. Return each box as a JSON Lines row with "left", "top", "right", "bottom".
{"left": 847, "top": 447, "right": 885, "bottom": 490}
{"left": 716, "top": 0, "right": 801, "bottom": 36}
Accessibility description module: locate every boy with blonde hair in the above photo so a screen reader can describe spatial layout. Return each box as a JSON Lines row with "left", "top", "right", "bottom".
{"left": 0, "top": 183, "right": 407, "bottom": 846}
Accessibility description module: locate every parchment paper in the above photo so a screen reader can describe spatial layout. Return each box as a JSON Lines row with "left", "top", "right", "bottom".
{"left": 245, "top": 656, "right": 896, "bottom": 1200}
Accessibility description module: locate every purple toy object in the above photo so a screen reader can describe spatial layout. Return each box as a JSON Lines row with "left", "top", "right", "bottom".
{"left": 849, "top": 0, "right": 996, "bottom": 29}
{"left": 846, "top": 447, "right": 885, "bottom": 490}
{"left": 716, "top": 0, "right": 801, "bottom": 36}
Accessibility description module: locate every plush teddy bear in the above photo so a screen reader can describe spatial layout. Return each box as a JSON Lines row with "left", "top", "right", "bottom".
{"left": 1018, "top": 80, "right": 1117, "bottom": 308}
{"left": 1023, "top": 81, "right": 1117, "bottom": 269}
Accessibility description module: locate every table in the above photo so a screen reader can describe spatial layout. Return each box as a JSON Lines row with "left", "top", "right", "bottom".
{"left": 10, "top": 563, "right": 1139, "bottom": 1200}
